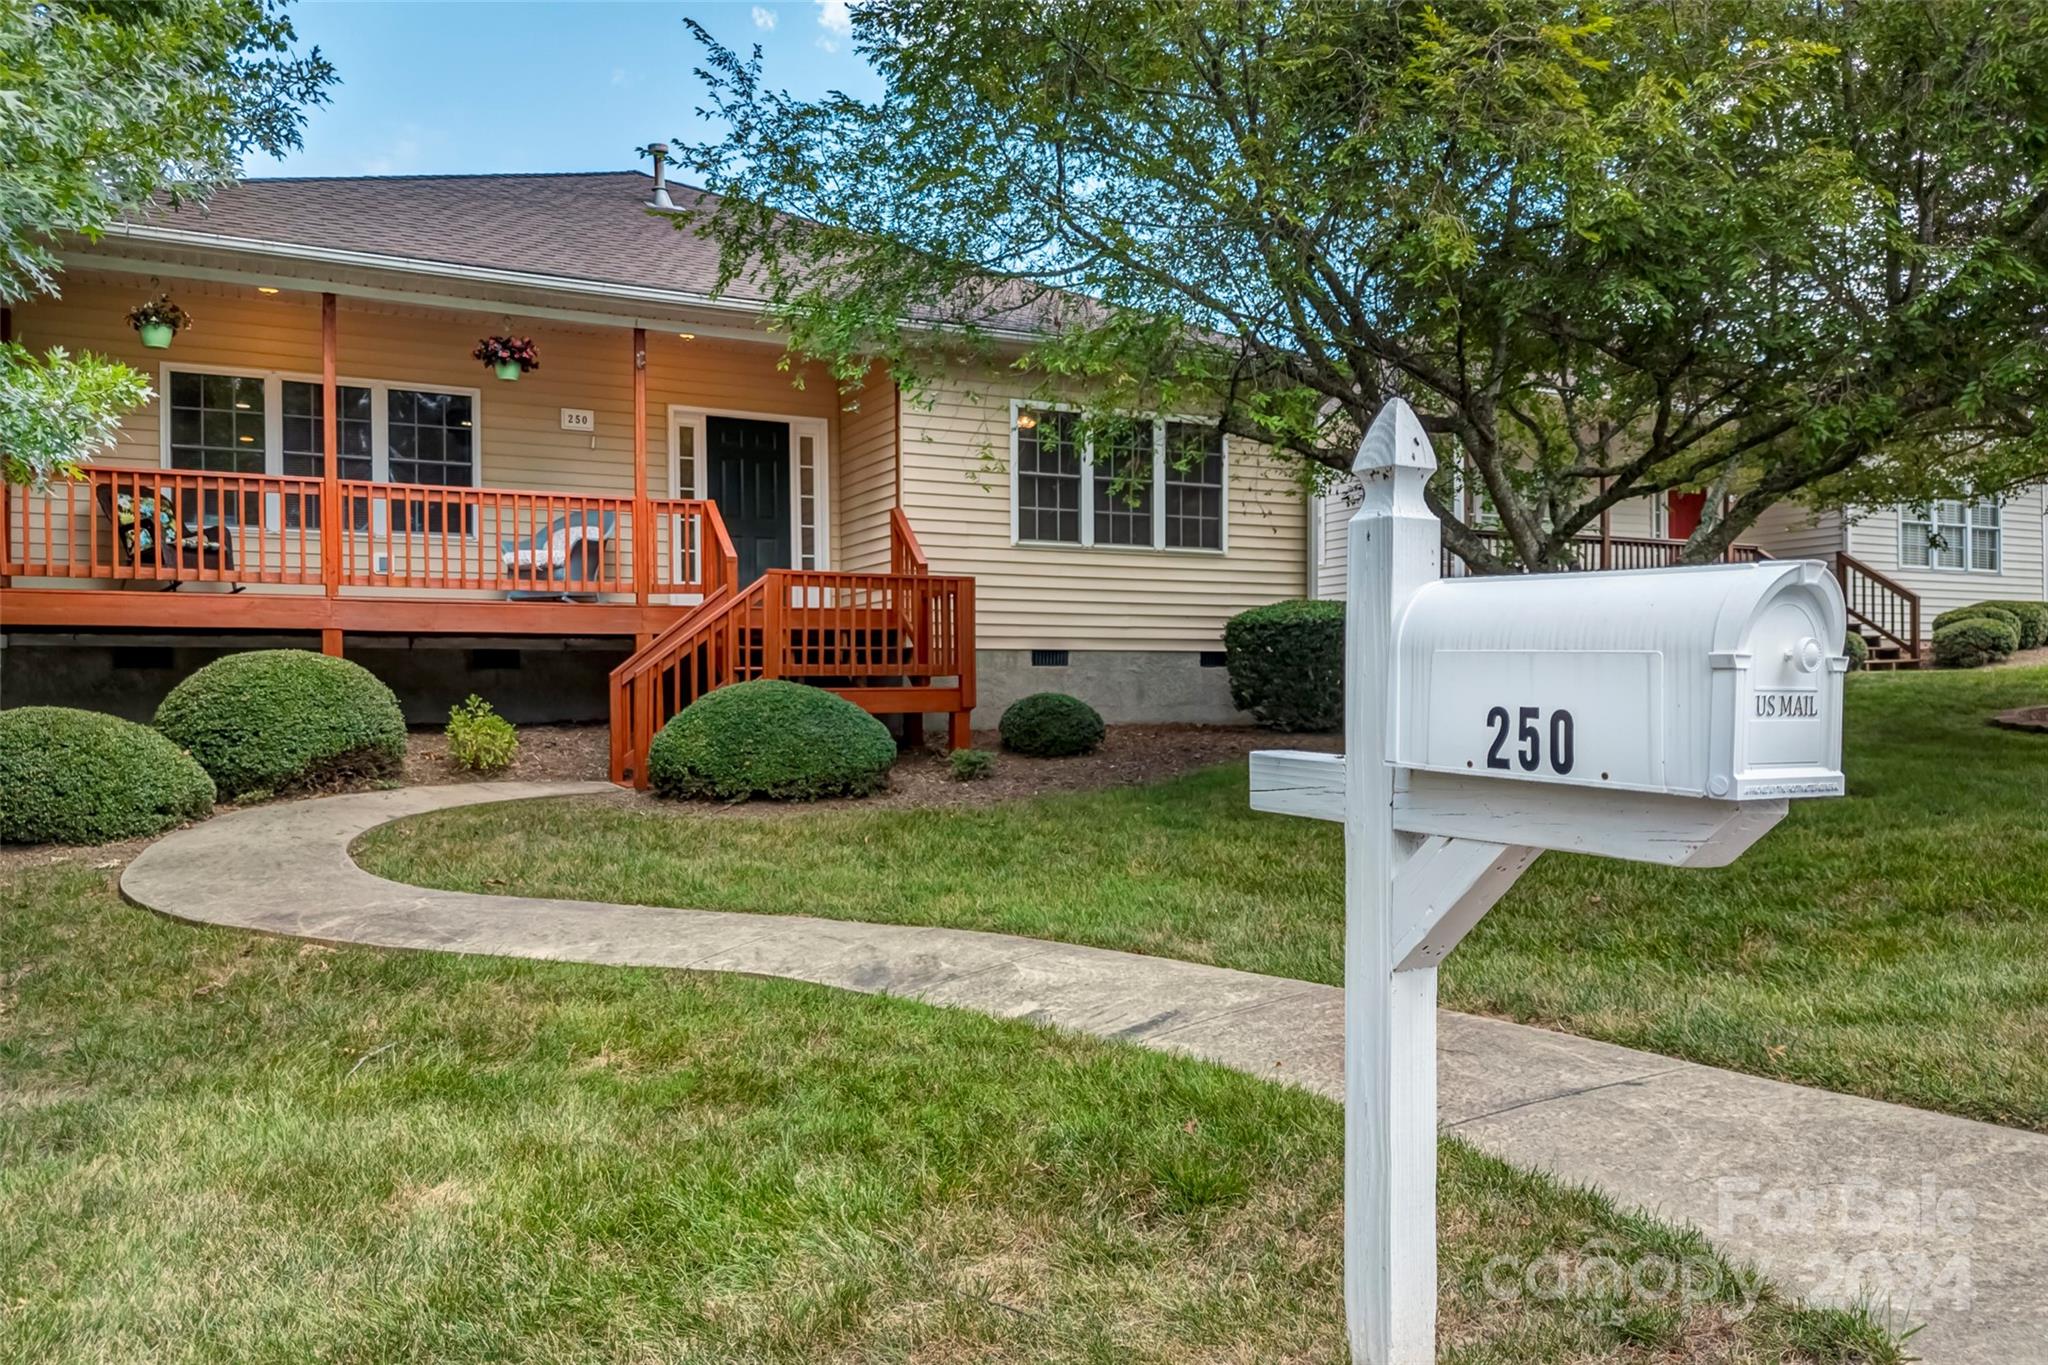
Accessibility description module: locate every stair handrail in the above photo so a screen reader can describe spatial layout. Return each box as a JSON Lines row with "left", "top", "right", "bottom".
{"left": 889, "top": 507, "right": 930, "bottom": 575}
{"left": 1834, "top": 551, "right": 1921, "bottom": 659}
{"left": 607, "top": 578, "right": 764, "bottom": 785}
{"left": 703, "top": 499, "right": 740, "bottom": 594}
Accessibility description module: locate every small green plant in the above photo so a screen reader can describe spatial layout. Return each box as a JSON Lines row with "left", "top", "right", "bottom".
{"left": 1933, "top": 603, "right": 2022, "bottom": 638}
{"left": 1932, "top": 616, "right": 2019, "bottom": 669}
{"left": 649, "top": 679, "right": 896, "bottom": 801}
{"left": 0, "top": 707, "right": 213, "bottom": 843}
{"left": 1222, "top": 599, "right": 1344, "bottom": 731}
{"left": 948, "top": 747, "right": 996, "bottom": 781}
{"left": 446, "top": 695, "right": 519, "bottom": 773}
{"left": 998, "top": 693, "right": 1105, "bottom": 757}
{"left": 1841, "top": 632, "right": 1868, "bottom": 670}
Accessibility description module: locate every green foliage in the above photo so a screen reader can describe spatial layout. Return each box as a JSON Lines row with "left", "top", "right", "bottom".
{"left": 154, "top": 650, "right": 406, "bottom": 799}
{"left": 672, "top": 2, "right": 2048, "bottom": 567}
{"left": 0, "top": 706, "right": 213, "bottom": 843}
{"left": 1933, "top": 604, "right": 2021, "bottom": 637}
{"left": 947, "top": 747, "right": 996, "bottom": 782}
{"left": 445, "top": 695, "right": 518, "bottom": 774}
{"left": 1932, "top": 618, "right": 2019, "bottom": 670}
{"left": 1842, "top": 632, "right": 1868, "bottom": 671}
{"left": 1941, "top": 605, "right": 2039, "bottom": 654}
{"left": 998, "top": 693, "right": 1105, "bottom": 758}
{"left": 0, "top": 0, "right": 333, "bottom": 304}
{"left": 0, "top": 344, "right": 151, "bottom": 487}
{"left": 647, "top": 679, "right": 896, "bottom": 801}
{"left": 1222, "top": 600, "right": 1344, "bottom": 731}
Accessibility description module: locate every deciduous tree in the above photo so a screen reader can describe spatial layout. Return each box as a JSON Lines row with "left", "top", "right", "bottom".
{"left": 673, "top": 0, "right": 2048, "bottom": 569}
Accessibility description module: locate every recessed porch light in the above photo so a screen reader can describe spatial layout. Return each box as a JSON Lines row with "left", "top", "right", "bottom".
{"left": 676, "top": 332, "right": 695, "bottom": 341}
{"left": 256, "top": 286, "right": 281, "bottom": 295}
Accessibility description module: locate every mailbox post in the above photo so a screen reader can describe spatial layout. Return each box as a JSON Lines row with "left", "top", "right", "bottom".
{"left": 1249, "top": 399, "right": 1847, "bottom": 1364}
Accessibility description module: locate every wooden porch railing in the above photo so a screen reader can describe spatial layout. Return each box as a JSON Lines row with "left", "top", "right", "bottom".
{"left": 609, "top": 566, "right": 976, "bottom": 787}
{"left": 889, "top": 506, "right": 930, "bottom": 575}
{"left": 1444, "top": 530, "right": 1768, "bottom": 575}
{"left": 1835, "top": 551, "right": 1921, "bottom": 665}
{"left": 0, "top": 467, "right": 731, "bottom": 599}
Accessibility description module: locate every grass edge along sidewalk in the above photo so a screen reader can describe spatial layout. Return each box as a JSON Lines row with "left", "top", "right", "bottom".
{"left": 358, "top": 666, "right": 2048, "bottom": 1132}
{"left": 0, "top": 864, "right": 1901, "bottom": 1363}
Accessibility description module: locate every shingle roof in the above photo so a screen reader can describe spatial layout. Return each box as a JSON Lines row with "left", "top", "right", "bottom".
{"left": 126, "top": 171, "right": 761, "bottom": 303}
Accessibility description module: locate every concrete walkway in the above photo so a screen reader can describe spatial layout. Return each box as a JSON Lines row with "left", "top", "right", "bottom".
{"left": 124, "top": 782, "right": 2046, "bottom": 1364}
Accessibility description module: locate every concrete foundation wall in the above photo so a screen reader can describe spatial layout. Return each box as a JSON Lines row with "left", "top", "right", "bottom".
{"left": 970, "top": 649, "right": 1252, "bottom": 727}
{"left": 0, "top": 636, "right": 625, "bottom": 726}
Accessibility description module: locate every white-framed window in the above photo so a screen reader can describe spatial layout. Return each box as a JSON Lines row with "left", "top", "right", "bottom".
{"left": 1900, "top": 499, "right": 2000, "bottom": 572}
{"left": 1010, "top": 401, "right": 1229, "bottom": 552}
{"left": 161, "top": 364, "right": 482, "bottom": 490}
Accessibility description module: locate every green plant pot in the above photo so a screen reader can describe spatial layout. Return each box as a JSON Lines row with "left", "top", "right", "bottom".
{"left": 139, "top": 322, "right": 174, "bottom": 349}
{"left": 494, "top": 359, "right": 521, "bottom": 381}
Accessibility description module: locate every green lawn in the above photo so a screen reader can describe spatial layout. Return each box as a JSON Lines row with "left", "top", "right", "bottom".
{"left": 359, "top": 666, "right": 2048, "bottom": 1131}
{"left": 0, "top": 867, "right": 1897, "bottom": 1364}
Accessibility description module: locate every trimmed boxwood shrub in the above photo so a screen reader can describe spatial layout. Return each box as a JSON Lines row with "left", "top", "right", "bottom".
{"left": 998, "top": 692, "right": 1105, "bottom": 757}
{"left": 1842, "top": 632, "right": 1868, "bottom": 670}
{"left": 1933, "top": 603, "right": 2022, "bottom": 638}
{"left": 155, "top": 649, "right": 406, "bottom": 799}
{"left": 648, "top": 679, "right": 896, "bottom": 801}
{"left": 1967, "top": 600, "right": 2048, "bottom": 649}
{"left": 1933, "top": 617, "right": 2020, "bottom": 670}
{"left": 1222, "top": 599, "right": 1344, "bottom": 731}
{"left": 0, "top": 707, "right": 214, "bottom": 844}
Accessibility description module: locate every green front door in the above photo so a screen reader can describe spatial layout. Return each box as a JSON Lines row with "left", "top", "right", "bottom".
{"left": 707, "top": 417, "right": 792, "bottom": 584}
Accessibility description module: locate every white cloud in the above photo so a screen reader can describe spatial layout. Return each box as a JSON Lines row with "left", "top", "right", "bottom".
{"left": 751, "top": 5, "right": 777, "bottom": 29}
{"left": 815, "top": 0, "right": 852, "bottom": 37}
{"left": 609, "top": 66, "right": 631, "bottom": 87}
{"left": 361, "top": 131, "right": 422, "bottom": 176}
{"left": 815, "top": 35, "right": 838, "bottom": 54}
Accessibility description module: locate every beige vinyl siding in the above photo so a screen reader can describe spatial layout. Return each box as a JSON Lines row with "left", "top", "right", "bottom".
{"left": 1846, "top": 489, "right": 2047, "bottom": 623}
{"left": 899, "top": 368, "right": 1309, "bottom": 651}
{"left": 1310, "top": 477, "right": 1360, "bottom": 599}
{"left": 834, "top": 367, "right": 898, "bottom": 572}
{"left": 19, "top": 276, "right": 838, "bottom": 500}
{"left": 1748, "top": 501, "right": 1844, "bottom": 565}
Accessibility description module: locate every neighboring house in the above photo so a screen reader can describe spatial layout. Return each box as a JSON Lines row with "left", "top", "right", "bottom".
{"left": 1313, "top": 472, "right": 2044, "bottom": 668}
{"left": 0, "top": 159, "right": 1309, "bottom": 781}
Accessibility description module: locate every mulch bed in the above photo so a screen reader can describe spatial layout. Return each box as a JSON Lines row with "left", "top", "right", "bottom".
{"left": 3, "top": 723, "right": 1340, "bottom": 872}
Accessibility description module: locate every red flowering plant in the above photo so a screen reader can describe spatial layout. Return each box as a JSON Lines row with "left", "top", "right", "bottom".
{"left": 472, "top": 335, "right": 540, "bottom": 373}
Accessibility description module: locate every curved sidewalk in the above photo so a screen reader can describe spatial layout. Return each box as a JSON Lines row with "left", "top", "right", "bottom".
{"left": 124, "top": 782, "right": 2046, "bottom": 1364}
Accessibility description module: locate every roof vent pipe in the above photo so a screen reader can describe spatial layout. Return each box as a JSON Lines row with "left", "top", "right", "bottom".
{"left": 647, "top": 142, "right": 674, "bottom": 210}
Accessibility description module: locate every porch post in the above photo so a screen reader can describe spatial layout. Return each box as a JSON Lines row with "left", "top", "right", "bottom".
{"left": 632, "top": 326, "right": 649, "bottom": 606}
{"left": 1599, "top": 476, "right": 1612, "bottom": 569}
{"left": 321, "top": 293, "right": 341, "bottom": 600}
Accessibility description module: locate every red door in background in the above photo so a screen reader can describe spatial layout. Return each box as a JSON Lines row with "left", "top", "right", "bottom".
{"left": 1667, "top": 490, "right": 1706, "bottom": 541}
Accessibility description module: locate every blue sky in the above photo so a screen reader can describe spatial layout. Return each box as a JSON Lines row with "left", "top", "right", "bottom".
{"left": 251, "top": 2, "right": 881, "bottom": 180}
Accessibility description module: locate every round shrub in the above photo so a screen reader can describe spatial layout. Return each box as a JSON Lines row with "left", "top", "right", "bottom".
{"left": 0, "top": 707, "right": 214, "bottom": 844}
{"left": 1842, "top": 631, "right": 1868, "bottom": 670}
{"left": 1932, "top": 617, "right": 2020, "bottom": 670}
{"left": 1222, "top": 599, "right": 1344, "bottom": 731}
{"left": 1969, "top": 600, "right": 2048, "bottom": 650}
{"left": 155, "top": 649, "right": 406, "bottom": 799}
{"left": 648, "top": 679, "right": 896, "bottom": 801}
{"left": 998, "top": 692, "right": 1105, "bottom": 758}
{"left": 1933, "top": 603, "right": 2022, "bottom": 639}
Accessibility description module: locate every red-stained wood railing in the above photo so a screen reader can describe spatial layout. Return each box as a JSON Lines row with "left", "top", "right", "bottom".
{"left": 1, "top": 467, "right": 324, "bottom": 586}
{"left": 1835, "top": 551, "right": 1921, "bottom": 664}
{"left": 608, "top": 561, "right": 976, "bottom": 788}
{"left": 889, "top": 506, "right": 930, "bottom": 575}
{"left": 3, "top": 469, "right": 730, "bottom": 601}
{"left": 1443, "top": 530, "right": 1768, "bottom": 575}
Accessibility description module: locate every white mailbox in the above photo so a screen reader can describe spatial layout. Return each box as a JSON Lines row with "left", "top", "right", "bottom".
{"left": 1247, "top": 398, "right": 1852, "bottom": 1365}
{"left": 1391, "top": 560, "right": 1848, "bottom": 801}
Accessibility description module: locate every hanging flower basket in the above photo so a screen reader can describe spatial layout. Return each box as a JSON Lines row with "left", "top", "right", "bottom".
{"left": 127, "top": 293, "right": 191, "bottom": 350}
{"left": 474, "top": 335, "right": 539, "bottom": 381}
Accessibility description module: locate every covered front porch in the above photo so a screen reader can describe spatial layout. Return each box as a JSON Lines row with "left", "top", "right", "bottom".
{"left": 0, "top": 272, "right": 972, "bottom": 778}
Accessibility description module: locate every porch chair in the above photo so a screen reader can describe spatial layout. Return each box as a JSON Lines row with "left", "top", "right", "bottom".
{"left": 501, "top": 507, "right": 617, "bottom": 601}
{"left": 94, "top": 481, "right": 241, "bottom": 589}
